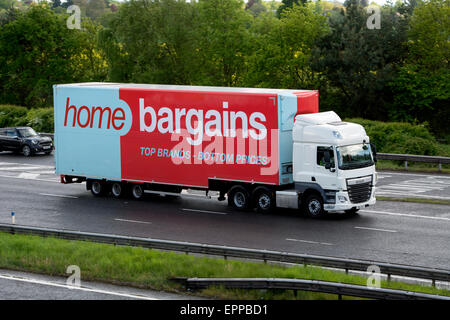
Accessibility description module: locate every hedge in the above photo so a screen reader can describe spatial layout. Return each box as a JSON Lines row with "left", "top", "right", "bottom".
{"left": 347, "top": 118, "right": 440, "bottom": 156}
{"left": 0, "top": 105, "right": 53, "bottom": 133}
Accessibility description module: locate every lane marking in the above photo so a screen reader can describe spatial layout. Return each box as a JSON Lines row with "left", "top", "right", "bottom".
{"left": 361, "top": 209, "right": 450, "bottom": 222}
{"left": 375, "top": 192, "right": 450, "bottom": 200}
{"left": 181, "top": 208, "right": 228, "bottom": 215}
{"left": 0, "top": 174, "right": 58, "bottom": 183}
{"left": 114, "top": 218, "right": 152, "bottom": 225}
{"left": 354, "top": 226, "right": 397, "bottom": 233}
{"left": 378, "top": 172, "right": 450, "bottom": 178}
{"left": 39, "top": 193, "right": 78, "bottom": 199}
{"left": 286, "top": 238, "right": 334, "bottom": 246}
{"left": 0, "top": 274, "right": 157, "bottom": 300}
{"left": 18, "top": 172, "right": 40, "bottom": 179}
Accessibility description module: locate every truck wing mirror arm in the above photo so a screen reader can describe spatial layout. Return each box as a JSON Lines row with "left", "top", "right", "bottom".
{"left": 370, "top": 143, "right": 377, "bottom": 163}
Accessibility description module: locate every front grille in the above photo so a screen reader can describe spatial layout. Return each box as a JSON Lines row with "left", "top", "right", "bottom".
{"left": 347, "top": 177, "right": 372, "bottom": 203}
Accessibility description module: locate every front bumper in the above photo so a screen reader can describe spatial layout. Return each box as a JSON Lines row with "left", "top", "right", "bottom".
{"left": 324, "top": 188, "right": 376, "bottom": 212}
{"left": 33, "top": 144, "right": 54, "bottom": 152}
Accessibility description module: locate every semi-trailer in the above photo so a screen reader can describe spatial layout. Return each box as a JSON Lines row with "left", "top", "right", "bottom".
{"left": 54, "top": 83, "right": 376, "bottom": 218}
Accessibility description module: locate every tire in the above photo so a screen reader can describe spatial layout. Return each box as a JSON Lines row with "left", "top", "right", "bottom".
{"left": 111, "top": 182, "right": 124, "bottom": 198}
{"left": 303, "top": 193, "right": 324, "bottom": 218}
{"left": 254, "top": 188, "right": 275, "bottom": 213}
{"left": 131, "top": 184, "right": 144, "bottom": 200}
{"left": 22, "top": 145, "right": 33, "bottom": 157}
{"left": 91, "top": 180, "right": 106, "bottom": 197}
{"left": 228, "top": 186, "right": 251, "bottom": 210}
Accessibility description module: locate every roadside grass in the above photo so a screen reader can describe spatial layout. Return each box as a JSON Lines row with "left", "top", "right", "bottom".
{"left": 0, "top": 232, "right": 449, "bottom": 300}
{"left": 376, "top": 196, "right": 450, "bottom": 206}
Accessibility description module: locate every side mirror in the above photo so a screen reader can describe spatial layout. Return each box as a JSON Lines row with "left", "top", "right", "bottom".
{"left": 370, "top": 143, "right": 377, "bottom": 163}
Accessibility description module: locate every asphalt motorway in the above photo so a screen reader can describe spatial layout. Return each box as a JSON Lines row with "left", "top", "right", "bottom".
{"left": 0, "top": 152, "right": 449, "bottom": 270}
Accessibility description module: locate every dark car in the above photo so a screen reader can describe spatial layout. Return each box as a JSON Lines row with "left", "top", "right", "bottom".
{"left": 0, "top": 127, "right": 53, "bottom": 156}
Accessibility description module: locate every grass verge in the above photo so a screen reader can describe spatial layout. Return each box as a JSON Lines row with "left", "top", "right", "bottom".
{"left": 0, "top": 232, "right": 449, "bottom": 300}
{"left": 376, "top": 196, "right": 450, "bottom": 206}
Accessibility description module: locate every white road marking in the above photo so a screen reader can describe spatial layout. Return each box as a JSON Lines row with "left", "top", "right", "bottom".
{"left": 376, "top": 192, "right": 450, "bottom": 200}
{"left": 39, "top": 193, "right": 78, "bottom": 199}
{"left": 18, "top": 172, "right": 40, "bottom": 179}
{"left": 181, "top": 208, "right": 228, "bottom": 215}
{"left": 378, "top": 172, "right": 450, "bottom": 178}
{"left": 286, "top": 238, "right": 334, "bottom": 246}
{"left": 361, "top": 209, "right": 450, "bottom": 222}
{"left": 0, "top": 166, "right": 50, "bottom": 171}
{"left": 114, "top": 218, "right": 152, "bottom": 225}
{"left": 354, "top": 226, "right": 397, "bottom": 233}
{"left": 0, "top": 274, "right": 157, "bottom": 300}
{"left": 0, "top": 174, "right": 58, "bottom": 183}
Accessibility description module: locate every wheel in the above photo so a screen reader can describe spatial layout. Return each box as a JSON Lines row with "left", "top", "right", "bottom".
{"left": 345, "top": 208, "right": 360, "bottom": 216}
{"left": 22, "top": 145, "right": 33, "bottom": 157}
{"left": 303, "top": 193, "right": 324, "bottom": 218}
{"left": 254, "top": 188, "right": 275, "bottom": 213}
{"left": 111, "top": 182, "right": 123, "bottom": 198}
{"left": 131, "top": 184, "right": 144, "bottom": 200}
{"left": 91, "top": 180, "right": 106, "bottom": 197}
{"left": 228, "top": 186, "right": 251, "bottom": 210}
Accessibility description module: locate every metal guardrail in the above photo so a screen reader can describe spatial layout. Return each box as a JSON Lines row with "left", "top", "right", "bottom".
{"left": 377, "top": 153, "right": 450, "bottom": 171}
{"left": 1, "top": 223, "right": 449, "bottom": 286}
{"left": 173, "top": 277, "right": 450, "bottom": 300}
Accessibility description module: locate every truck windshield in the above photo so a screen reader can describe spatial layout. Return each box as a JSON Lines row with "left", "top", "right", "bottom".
{"left": 336, "top": 144, "right": 374, "bottom": 170}
{"left": 18, "top": 128, "right": 38, "bottom": 138}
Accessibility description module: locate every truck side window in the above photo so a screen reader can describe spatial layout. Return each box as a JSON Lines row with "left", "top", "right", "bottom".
{"left": 317, "top": 147, "right": 335, "bottom": 168}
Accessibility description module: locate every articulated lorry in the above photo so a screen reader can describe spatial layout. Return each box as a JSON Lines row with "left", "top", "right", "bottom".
{"left": 54, "top": 83, "right": 376, "bottom": 218}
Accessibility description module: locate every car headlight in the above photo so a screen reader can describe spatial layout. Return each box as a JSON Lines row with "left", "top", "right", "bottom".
{"left": 338, "top": 195, "right": 348, "bottom": 203}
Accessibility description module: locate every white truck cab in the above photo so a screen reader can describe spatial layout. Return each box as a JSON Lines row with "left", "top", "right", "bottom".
{"left": 276, "top": 111, "right": 377, "bottom": 218}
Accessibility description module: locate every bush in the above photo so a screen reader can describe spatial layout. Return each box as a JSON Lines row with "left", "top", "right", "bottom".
{"left": 0, "top": 105, "right": 28, "bottom": 128}
{"left": 346, "top": 118, "right": 439, "bottom": 156}
{"left": 0, "top": 105, "right": 54, "bottom": 133}
{"left": 22, "top": 108, "right": 54, "bottom": 133}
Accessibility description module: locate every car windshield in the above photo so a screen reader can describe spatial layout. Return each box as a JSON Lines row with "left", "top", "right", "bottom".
{"left": 18, "top": 128, "right": 38, "bottom": 138}
{"left": 336, "top": 143, "right": 374, "bottom": 170}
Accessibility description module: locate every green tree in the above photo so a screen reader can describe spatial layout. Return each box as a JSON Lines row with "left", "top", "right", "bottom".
{"left": 98, "top": 0, "right": 197, "bottom": 84}
{"left": 192, "top": 0, "right": 253, "bottom": 86}
{"left": 0, "top": 0, "right": 15, "bottom": 10}
{"left": 388, "top": 0, "right": 450, "bottom": 138}
{"left": 246, "top": 3, "right": 328, "bottom": 89}
{"left": 276, "top": 0, "right": 307, "bottom": 17}
{"left": 311, "top": 0, "right": 411, "bottom": 119}
{"left": 0, "top": 5, "right": 107, "bottom": 107}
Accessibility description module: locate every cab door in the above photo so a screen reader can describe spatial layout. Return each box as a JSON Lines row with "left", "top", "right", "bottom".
{"left": 314, "top": 146, "right": 338, "bottom": 190}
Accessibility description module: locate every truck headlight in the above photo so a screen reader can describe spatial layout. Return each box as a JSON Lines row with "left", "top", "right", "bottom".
{"left": 338, "top": 195, "right": 348, "bottom": 203}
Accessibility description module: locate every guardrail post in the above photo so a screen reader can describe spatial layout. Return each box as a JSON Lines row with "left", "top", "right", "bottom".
{"left": 432, "top": 279, "right": 436, "bottom": 287}
{"left": 404, "top": 160, "right": 408, "bottom": 170}
{"left": 387, "top": 274, "right": 391, "bottom": 282}
{"left": 438, "top": 162, "right": 442, "bottom": 172}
